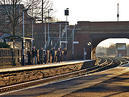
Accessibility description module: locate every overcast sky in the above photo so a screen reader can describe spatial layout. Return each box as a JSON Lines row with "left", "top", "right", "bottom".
{"left": 53, "top": 0, "right": 129, "bottom": 24}
{"left": 52, "top": 0, "right": 129, "bottom": 47}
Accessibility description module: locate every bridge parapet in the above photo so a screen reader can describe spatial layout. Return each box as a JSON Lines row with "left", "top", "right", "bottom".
{"left": 76, "top": 21, "right": 129, "bottom": 33}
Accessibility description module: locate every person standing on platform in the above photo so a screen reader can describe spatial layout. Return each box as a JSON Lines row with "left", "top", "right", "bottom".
{"left": 32, "top": 46, "right": 37, "bottom": 64}
{"left": 48, "top": 50, "right": 50, "bottom": 63}
{"left": 56, "top": 48, "right": 62, "bottom": 62}
{"left": 43, "top": 50, "right": 47, "bottom": 64}
{"left": 63, "top": 48, "right": 67, "bottom": 61}
{"left": 37, "top": 49, "right": 40, "bottom": 64}
{"left": 27, "top": 50, "right": 31, "bottom": 65}
{"left": 50, "top": 48, "right": 55, "bottom": 63}
{"left": 60, "top": 48, "right": 63, "bottom": 62}
{"left": 39, "top": 48, "right": 44, "bottom": 64}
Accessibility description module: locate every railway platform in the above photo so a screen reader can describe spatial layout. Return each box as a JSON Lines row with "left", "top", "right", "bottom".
{"left": 1, "top": 62, "right": 129, "bottom": 97}
{"left": 0, "top": 60, "right": 93, "bottom": 88}
{"left": 0, "top": 60, "right": 92, "bottom": 73}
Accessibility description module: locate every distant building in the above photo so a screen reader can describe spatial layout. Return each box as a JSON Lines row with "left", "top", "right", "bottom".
{"left": 116, "top": 43, "right": 127, "bottom": 57}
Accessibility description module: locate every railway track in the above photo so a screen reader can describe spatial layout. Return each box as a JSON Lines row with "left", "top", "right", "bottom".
{"left": 0, "top": 57, "right": 128, "bottom": 95}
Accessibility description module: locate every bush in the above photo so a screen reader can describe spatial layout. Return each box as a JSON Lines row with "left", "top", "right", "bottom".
{"left": 0, "top": 42, "right": 10, "bottom": 48}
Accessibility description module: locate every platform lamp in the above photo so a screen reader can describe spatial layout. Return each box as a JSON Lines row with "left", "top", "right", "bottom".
{"left": 88, "top": 42, "right": 92, "bottom": 59}
{"left": 22, "top": 9, "right": 25, "bottom": 66}
{"left": 22, "top": 8, "right": 28, "bottom": 66}
{"left": 47, "top": 9, "right": 53, "bottom": 49}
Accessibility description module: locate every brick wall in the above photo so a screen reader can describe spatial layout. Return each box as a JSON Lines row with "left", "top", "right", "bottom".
{"left": 0, "top": 48, "right": 21, "bottom": 65}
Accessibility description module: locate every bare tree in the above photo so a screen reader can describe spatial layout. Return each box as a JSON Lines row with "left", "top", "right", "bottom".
{"left": 0, "top": 0, "right": 24, "bottom": 65}
{"left": 0, "top": 0, "right": 53, "bottom": 35}
{"left": 0, "top": 0, "right": 21, "bottom": 35}
{"left": 23, "top": 0, "right": 53, "bottom": 22}
{"left": 0, "top": 0, "right": 53, "bottom": 65}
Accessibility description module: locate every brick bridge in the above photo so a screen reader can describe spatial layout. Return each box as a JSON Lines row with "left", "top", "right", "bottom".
{"left": 74, "top": 21, "right": 129, "bottom": 60}
{"left": 13, "top": 21, "right": 129, "bottom": 60}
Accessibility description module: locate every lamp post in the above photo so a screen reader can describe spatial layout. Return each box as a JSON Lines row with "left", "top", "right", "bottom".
{"left": 72, "top": 26, "right": 76, "bottom": 58}
{"left": 22, "top": 10, "right": 25, "bottom": 66}
{"left": 31, "top": 6, "right": 34, "bottom": 50}
{"left": 41, "top": 0, "right": 47, "bottom": 50}
{"left": 22, "top": 8, "right": 29, "bottom": 66}
{"left": 44, "top": 17, "right": 47, "bottom": 50}
{"left": 88, "top": 42, "right": 92, "bottom": 59}
{"left": 47, "top": 9, "right": 53, "bottom": 49}
{"left": 31, "top": 19, "right": 34, "bottom": 50}
{"left": 59, "top": 23, "right": 62, "bottom": 48}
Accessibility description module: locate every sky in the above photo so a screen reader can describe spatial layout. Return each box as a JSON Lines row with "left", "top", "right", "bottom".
{"left": 98, "top": 38, "right": 129, "bottom": 47}
{"left": 52, "top": 0, "right": 129, "bottom": 47}
{"left": 53, "top": 0, "right": 129, "bottom": 24}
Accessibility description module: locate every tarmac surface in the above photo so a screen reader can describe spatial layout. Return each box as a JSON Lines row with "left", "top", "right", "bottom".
{"left": 1, "top": 64, "right": 129, "bottom": 97}
{"left": 64, "top": 72, "right": 129, "bottom": 97}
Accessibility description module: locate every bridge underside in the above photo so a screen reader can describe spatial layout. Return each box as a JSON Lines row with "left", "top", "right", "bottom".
{"left": 91, "top": 33, "right": 129, "bottom": 59}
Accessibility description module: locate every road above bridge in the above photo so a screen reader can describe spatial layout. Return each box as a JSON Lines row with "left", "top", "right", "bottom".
{"left": 1, "top": 63, "right": 129, "bottom": 97}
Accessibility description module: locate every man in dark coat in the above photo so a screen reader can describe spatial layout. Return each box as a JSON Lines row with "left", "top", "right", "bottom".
{"left": 27, "top": 50, "right": 31, "bottom": 65}
{"left": 39, "top": 48, "right": 44, "bottom": 64}
{"left": 32, "top": 46, "right": 37, "bottom": 64}
{"left": 50, "top": 48, "right": 55, "bottom": 63}
{"left": 56, "top": 48, "right": 62, "bottom": 62}
{"left": 63, "top": 48, "right": 67, "bottom": 61}
{"left": 43, "top": 50, "right": 47, "bottom": 64}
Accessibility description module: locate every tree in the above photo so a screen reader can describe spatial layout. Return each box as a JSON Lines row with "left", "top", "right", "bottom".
{"left": 0, "top": 0, "right": 53, "bottom": 35}
{"left": 23, "top": 0, "right": 53, "bottom": 23}
{"left": 107, "top": 44, "right": 116, "bottom": 56}
{"left": 0, "top": 0, "right": 24, "bottom": 65}
{"left": 0, "top": 0, "right": 53, "bottom": 65}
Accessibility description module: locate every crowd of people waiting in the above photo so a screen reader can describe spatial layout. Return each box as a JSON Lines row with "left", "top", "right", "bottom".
{"left": 27, "top": 47, "right": 67, "bottom": 65}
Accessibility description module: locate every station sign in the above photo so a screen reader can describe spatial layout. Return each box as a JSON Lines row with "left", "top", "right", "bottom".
{"left": 73, "top": 41, "right": 79, "bottom": 44}
{"left": 60, "top": 41, "right": 68, "bottom": 43}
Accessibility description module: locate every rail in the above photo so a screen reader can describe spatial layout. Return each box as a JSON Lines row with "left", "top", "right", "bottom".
{"left": 0, "top": 57, "right": 128, "bottom": 94}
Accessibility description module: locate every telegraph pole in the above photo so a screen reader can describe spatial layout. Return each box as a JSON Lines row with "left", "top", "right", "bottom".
{"left": 42, "top": 0, "right": 44, "bottom": 23}
{"left": 42, "top": 0, "right": 47, "bottom": 50}
{"left": 117, "top": 3, "right": 119, "bottom": 21}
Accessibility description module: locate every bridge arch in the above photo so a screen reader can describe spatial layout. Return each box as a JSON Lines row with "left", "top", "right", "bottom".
{"left": 90, "top": 34, "right": 129, "bottom": 59}
{"left": 74, "top": 21, "right": 129, "bottom": 60}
